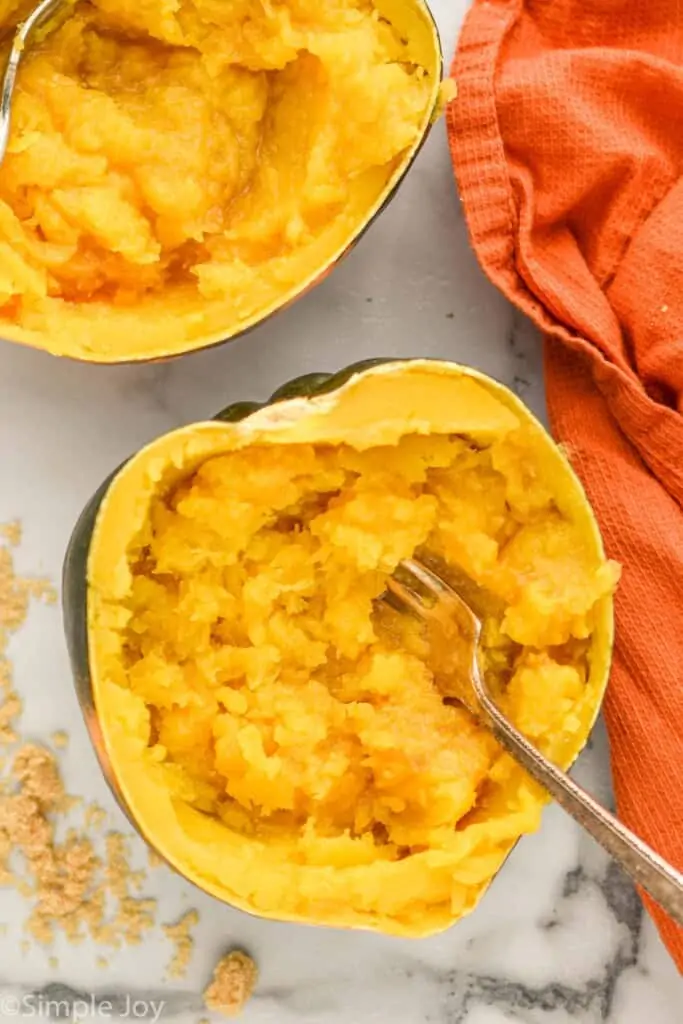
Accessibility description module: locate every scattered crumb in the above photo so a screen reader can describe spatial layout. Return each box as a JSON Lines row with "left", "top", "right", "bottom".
{"left": 0, "top": 597, "right": 159, "bottom": 951}
{"left": 0, "top": 528, "right": 145, "bottom": 950}
{"left": 14, "top": 743, "right": 65, "bottom": 807}
{"left": 0, "top": 923, "right": 6, "bottom": 934}
{"left": 557, "top": 441, "right": 580, "bottom": 463}
{"left": 113, "top": 896, "right": 157, "bottom": 946}
{"left": 0, "top": 536, "right": 54, "bottom": 741}
{"left": 85, "top": 802, "right": 107, "bottom": 830}
{"left": 104, "top": 833, "right": 131, "bottom": 898}
{"left": 147, "top": 847, "right": 163, "bottom": 869}
{"left": 26, "top": 579, "right": 57, "bottom": 605}
{"left": 163, "top": 909, "right": 199, "bottom": 979}
{"left": 435, "top": 77, "right": 457, "bottom": 118}
{"left": 2, "top": 848, "right": 18, "bottom": 881}
{"left": 204, "top": 951, "right": 258, "bottom": 1018}
{"left": 198, "top": 1018, "right": 210, "bottom": 1024}
{"left": 0, "top": 542, "right": 28, "bottom": 650}
{"left": 128, "top": 869, "right": 146, "bottom": 892}
{"left": 0, "top": 522, "right": 21, "bottom": 547}
{"left": 0, "top": 744, "right": 102, "bottom": 945}
{"left": 48, "top": 955, "right": 58, "bottom": 968}
{"left": 0, "top": 691, "right": 22, "bottom": 745}
{"left": 0, "top": 525, "right": 216, "bottom": 968}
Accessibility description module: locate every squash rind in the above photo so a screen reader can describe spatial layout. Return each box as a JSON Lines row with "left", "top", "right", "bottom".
{"left": 3, "top": 3, "right": 444, "bottom": 365}
{"left": 62, "top": 358, "right": 615, "bottom": 935}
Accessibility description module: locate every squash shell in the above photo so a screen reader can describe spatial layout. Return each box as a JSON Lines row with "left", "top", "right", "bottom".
{"left": 3, "top": 1, "right": 443, "bottom": 364}
{"left": 62, "top": 358, "right": 615, "bottom": 934}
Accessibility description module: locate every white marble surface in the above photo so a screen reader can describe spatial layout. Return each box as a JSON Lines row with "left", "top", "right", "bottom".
{"left": 0, "top": 1, "right": 681, "bottom": 1021}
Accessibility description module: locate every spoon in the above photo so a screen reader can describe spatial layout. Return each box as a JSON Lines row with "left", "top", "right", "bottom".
{"left": 387, "top": 556, "right": 683, "bottom": 925}
{"left": 0, "top": 0, "right": 73, "bottom": 165}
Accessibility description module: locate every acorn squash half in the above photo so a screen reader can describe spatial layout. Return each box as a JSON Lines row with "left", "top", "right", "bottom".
{"left": 0, "top": 1, "right": 443, "bottom": 363}
{"left": 63, "top": 359, "right": 617, "bottom": 936}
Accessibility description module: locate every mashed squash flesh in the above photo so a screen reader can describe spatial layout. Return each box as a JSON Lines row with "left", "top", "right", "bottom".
{"left": 106, "top": 419, "right": 618, "bottom": 926}
{"left": 0, "top": 0, "right": 435, "bottom": 359}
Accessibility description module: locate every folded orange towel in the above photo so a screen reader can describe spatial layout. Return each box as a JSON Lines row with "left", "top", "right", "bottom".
{"left": 448, "top": 0, "right": 683, "bottom": 969}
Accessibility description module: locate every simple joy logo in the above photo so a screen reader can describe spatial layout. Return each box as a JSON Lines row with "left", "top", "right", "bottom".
{"left": 0, "top": 994, "right": 165, "bottom": 1022}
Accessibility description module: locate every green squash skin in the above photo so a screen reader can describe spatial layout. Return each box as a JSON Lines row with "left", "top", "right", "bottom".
{"left": 60, "top": 357, "right": 613, "bottom": 928}
{"left": 216, "top": 359, "right": 394, "bottom": 421}
{"left": 61, "top": 358, "right": 401, "bottom": 822}
{"left": 62, "top": 472, "right": 134, "bottom": 819}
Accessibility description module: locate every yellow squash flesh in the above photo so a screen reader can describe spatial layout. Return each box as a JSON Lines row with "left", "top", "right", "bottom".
{"left": 0, "top": 0, "right": 441, "bottom": 362}
{"left": 86, "top": 361, "right": 617, "bottom": 937}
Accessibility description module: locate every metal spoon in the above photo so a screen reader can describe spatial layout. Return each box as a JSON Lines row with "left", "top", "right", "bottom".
{"left": 387, "top": 556, "right": 683, "bottom": 926}
{"left": 0, "top": 0, "right": 73, "bottom": 165}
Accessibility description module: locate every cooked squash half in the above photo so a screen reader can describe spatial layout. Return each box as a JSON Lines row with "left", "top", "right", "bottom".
{"left": 0, "top": 0, "right": 442, "bottom": 362}
{"left": 63, "top": 359, "right": 618, "bottom": 935}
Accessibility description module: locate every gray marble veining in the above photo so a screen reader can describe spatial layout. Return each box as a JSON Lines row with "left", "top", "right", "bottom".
{"left": 0, "top": 1, "right": 681, "bottom": 1021}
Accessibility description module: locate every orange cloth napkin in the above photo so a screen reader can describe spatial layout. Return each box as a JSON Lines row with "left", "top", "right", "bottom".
{"left": 447, "top": 0, "right": 683, "bottom": 969}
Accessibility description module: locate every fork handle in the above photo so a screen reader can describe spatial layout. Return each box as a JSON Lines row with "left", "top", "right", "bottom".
{"left": 0, "top": 35, "right": 22, "bottom": 165}
{"left": 477, "top": 690, "right": 683, "bottom": 926}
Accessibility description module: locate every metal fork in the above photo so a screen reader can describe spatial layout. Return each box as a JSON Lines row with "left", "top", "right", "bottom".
{"left": 386, "top": 557, "right": 683, "bottom": 926}
{"left": 0, "top": 0, "right": 73, "bottom": 165}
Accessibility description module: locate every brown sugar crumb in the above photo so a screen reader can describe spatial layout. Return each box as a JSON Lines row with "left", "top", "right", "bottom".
{"left": 128, "top": 869, "right": 146, "bottom": 892}
{"left": 557, "top": 441, "right": 580, "bottom": 464}
{"left": 51, "top": 731, "right": 69, "bottom": 749}
{"left": 0, "top": 522, "right": 21, "bottom": 547}
{"left": 85, "top": 833, "right": 157, "bottom": 947}
{"left": 23, "top": 576, "right": 57, "bottom": 605}
{"left": 48, "top": 955, "right": 58, "bottom": 968}
{"left": 87, "top": 893, "right": 156, "bottom": 950}
{"left": 0, "top": 744, "right": 157, "bottom": 948}
{"left": 85, "top": 802, "right": 107, "bottom": 829}
{"left": 0, "top": 535, "right": 54, "bottom": 743}
{"left": 147, "top": 847, "right": 163, "bottom": 869}
{"left": 0, "top": 700, "right": 20, "bottom": 744}
{"left": 204, "top": 951, "right": 258, "bottom": 1018}
{"left": 16, "top": 877, "right": 32, "bottom": 897}
{"left": 14, "top": 744, "right": 65, "bottom": 807}
{"left": 435, "top": 77, "right": 457, "bottom": 116}
{"left": 0, "top": 528, "right": 162, "bottom": 952}
{"left": 104, "top": 833, "right": 129, "bottom": 898}
{"left": 163, "top": 909, "right": 199, "bottom": 979}
{"left": 96, "top": 955, "right": 108, "bottom": 969}
{"left": 0, "top": 538, "right": 28, "bottom": 639}
{"left": 114, "top": 896, "right": 157, "bottom": 946}
{"left": 0, "top": 690, "right": 22, "bottom": 745}
{"left": 0, "top": 746, "right": 100, "bottom": 945}
{"left": 0, "top": 746, "right": 60, "bottom": 898}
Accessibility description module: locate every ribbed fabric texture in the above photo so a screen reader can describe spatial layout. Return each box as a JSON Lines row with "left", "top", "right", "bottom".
{"left": 448, "top": 0, "right": 683, "bottom": 970}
